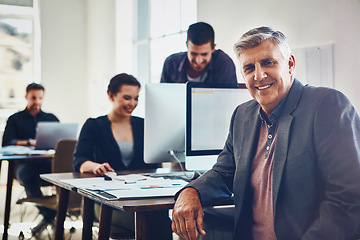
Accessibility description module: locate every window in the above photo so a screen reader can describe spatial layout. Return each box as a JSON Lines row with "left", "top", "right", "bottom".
{"left": 135, "top": 0, "right": 197, "bottom": 83}
{"left": 0, "top": 1, "right": 38, "bottom": 130}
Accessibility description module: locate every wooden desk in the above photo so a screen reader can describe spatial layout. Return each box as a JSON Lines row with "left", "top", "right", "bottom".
{"left": 78, "top": 188, "right": 176, "bottom": 240}
{"left": 0, "top": 154, "right": 53, "bottom": 240}
{"left": 39, "top": 172, "right": 93, "bottom": 239}
{"left": 41, "top": 171, "right": 175, "bottom": 240}
{"left": 41, "top": 171, "right": 234, "bottom": 240}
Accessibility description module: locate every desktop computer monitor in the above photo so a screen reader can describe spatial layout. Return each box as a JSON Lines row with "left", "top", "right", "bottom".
{"left": 185, "top": 82, "right": 253, "bottom": 171}
{"left": 144, "top": 83, "right": 186, "bottom": 164}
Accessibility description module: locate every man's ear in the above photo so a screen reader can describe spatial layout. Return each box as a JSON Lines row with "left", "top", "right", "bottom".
{"left": 288, "top": 54, "right": 296, "bottom": 75}
{"left": 211, "top": 43, "right": 216, "bottom": 53}
{"left": 108, "top": 92, "right": 114, "bottom": 101}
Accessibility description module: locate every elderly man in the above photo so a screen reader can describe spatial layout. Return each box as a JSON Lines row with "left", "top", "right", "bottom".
{"left": 172, "top": 27, "right": 360, "bottom": 240}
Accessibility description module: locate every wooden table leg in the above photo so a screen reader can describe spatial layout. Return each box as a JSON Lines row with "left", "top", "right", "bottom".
{"left": 82, "top": 197, "right": 94, "bottom": 240}
{"left": 3, "top": 160, "right": 15, "bottom": 240}
{"left": 135, "top": 211, "right": 149, "bottom": 240}
{"left": 98, "top": 204, "right": 113, "bottom": 240}
{"left": 54, "top": 187, "right": 69, "bottom": 240}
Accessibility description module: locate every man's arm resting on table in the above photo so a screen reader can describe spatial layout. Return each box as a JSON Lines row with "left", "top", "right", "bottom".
{"left": 172, "top": 187, "right": 206, "bottom": 240}
{"left": 15, "top": 139, "right": 35, "bottom": 146}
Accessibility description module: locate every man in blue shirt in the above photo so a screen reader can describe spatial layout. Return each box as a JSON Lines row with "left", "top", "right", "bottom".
{"left": 2, "top": 83, "right": 59, "bottom": 233}
{"left": 161, "top": 22, "right": 237, "bottom": 86}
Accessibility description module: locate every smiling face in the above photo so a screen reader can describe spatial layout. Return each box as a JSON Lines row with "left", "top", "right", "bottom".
{"left": 25, "top": 89, "right": 44, "bottom": 115}
{"left": 239, "top": 40, "right": 295, "bottom": 116}
{"left": 186, "top": 40, "right": 215, "bottom": 74}
{"left": 109, "top": 84, "right": 139, "bottom": 118}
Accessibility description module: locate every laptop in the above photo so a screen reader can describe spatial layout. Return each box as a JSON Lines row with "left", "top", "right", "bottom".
{"left": 35, "top": 122, "right": 78, "bottom": 150}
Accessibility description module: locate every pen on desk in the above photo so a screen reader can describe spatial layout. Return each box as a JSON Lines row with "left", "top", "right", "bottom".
{"left": 124, "top": 178, "right": 147, "bottom": 184}
{"left": 140, "top": 184, "right": 182, "bottom": 189}
{"left": 101, "top": 188, "right": 130, "bottom": 191}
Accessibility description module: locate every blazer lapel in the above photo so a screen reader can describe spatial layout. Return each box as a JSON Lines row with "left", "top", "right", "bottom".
{"left": 272, "top": 79, "right": 304, "bottom": 216}
{"left": 272, "top": 115, "right": 292, "bottom": 215}
{"left": 234, "top": 104, "right": 261, "bottom": 235}
{"left": 235, "top": 114, "right": 261, "bottom": 190}
{"left": 241, "top": 116, "right": 261, "bottom": 169}
{"left": 237, "top": 103, "right": 261, "bottom": 179}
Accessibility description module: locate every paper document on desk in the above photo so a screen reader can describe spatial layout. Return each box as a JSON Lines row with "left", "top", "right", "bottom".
{"left": 61, "top": 174, "right": 150, "bottom": 190}
{"left": 61, "top": 174, "right": 188, "bottom": 200}
{"left": 94, "top": 178, "right": 187, "bottom": 200}
{"left": 0, "top": 145, "right": 55, "bottom": 155}
{"left": 61, "top": 177, "right": 128, "bottom": 190}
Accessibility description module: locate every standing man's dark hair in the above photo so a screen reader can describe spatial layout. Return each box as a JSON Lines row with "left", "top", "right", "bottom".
{"left": 26, "top": 83, "right": 45, "bottom": 93}
{"left": 187, "top": 22, "right": 215, "bottom": 48}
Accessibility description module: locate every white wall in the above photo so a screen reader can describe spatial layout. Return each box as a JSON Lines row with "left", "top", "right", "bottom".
{"left": 39, "top": 0, "right": 360, "bottom": 120}
{"left": 39, "top": 0, "right": 134, "bottom": 126}
{"left": 39, "top": 0, "right": 88, "bottom": 124}
{"left": 86, "top": 0, "right": 116, "bottom": 118}
{"left": 198, "top": 0, "right": 360, "bottom": 111}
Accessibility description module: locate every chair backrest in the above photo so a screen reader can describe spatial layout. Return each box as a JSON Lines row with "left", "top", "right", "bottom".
{"left": 52, "top": 139, "right": 82, "bottom": 210}
{"left": 52, "top": 139, "right": 77, "bottom": 173}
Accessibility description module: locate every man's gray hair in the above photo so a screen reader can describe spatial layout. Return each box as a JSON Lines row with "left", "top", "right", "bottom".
{"left": 234, "top": 26, "right": 292, "bottom": 59}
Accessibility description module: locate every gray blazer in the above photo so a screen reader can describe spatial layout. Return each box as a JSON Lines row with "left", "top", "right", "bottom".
{"left": 188, "top": 79, "right": 360, "bottom": 240}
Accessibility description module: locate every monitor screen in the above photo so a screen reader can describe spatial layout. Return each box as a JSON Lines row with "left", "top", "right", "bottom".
{"left": 144, "top": 83, "right": 186, "bottom": 164}
{"left": 185, "top": 82, "right": 253, "bottom": 171}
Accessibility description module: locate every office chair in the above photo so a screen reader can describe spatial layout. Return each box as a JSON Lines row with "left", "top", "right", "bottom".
{"left": 17, "top": 139, "right": 135, "bottom": 239}
{"left": 51, "top": 139, "right": 82, "bottom": 225}
{"left": 16, "top": 139, "right": 81, "bottom": 239}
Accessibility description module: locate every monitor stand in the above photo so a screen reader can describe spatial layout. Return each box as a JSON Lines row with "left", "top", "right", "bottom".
{"left": 185, "top": 155, "right": 218, "bottom": 171}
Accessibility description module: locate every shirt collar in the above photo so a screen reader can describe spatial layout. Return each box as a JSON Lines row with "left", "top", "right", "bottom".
{"left": 24, "top": 107, "right": 44, "bottom": 119}
{"left": 259, "top": 94, "right": 288, "bottom": 127}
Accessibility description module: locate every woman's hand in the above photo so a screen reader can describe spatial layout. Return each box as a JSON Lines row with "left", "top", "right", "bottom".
{"left": 79, "top": 161, "right": 115, "bottom": 176}
{"left": 93, "top": 162, "right": 115, "bottom": 176}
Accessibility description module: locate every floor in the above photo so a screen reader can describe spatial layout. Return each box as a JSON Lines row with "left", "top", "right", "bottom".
{"left": 0, "top": 161, "right": 94, "bottom": 240}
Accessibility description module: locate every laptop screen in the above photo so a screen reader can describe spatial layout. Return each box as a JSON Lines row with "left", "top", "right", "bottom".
{"left": 35, "top": 122, "right": 78, "bottom": 150}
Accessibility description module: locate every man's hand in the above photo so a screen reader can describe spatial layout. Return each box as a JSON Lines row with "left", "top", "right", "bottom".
{"left": 28, "top": 139, "right": 36, "bottom": 146}
{"left": 16, "top": 139, "right": 36, "bottom": 146}
{"left": 172, "top": 187, "right": 206, "bottom": 240}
